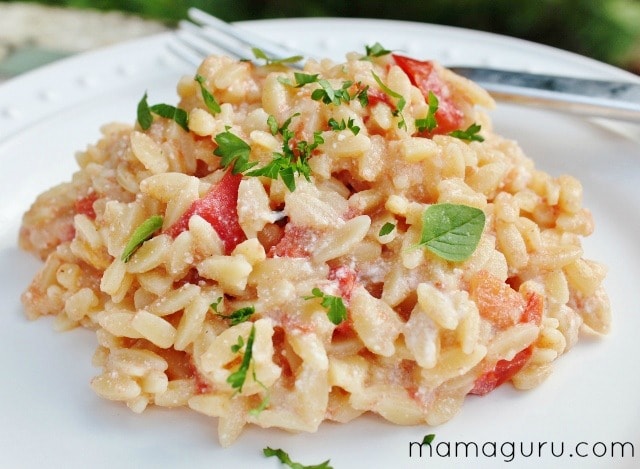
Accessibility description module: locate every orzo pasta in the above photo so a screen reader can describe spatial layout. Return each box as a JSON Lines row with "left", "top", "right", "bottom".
{"left": 19, "top": 47, "right": 610, "bottom": 446}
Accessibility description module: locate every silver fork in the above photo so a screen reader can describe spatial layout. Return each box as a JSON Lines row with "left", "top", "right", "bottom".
{"left": 174, "top": 8, "right": 640, "bottom": 122}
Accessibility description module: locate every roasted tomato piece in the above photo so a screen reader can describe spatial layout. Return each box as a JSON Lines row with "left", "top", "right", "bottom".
{"left": 392, "top": 54, "right": 464, "bottom": 135}
{"left": 165, "top": 170, "right": 246, "bottom": 254}
{"left": 469, "top": 346, "right": 533, "bottom": 396}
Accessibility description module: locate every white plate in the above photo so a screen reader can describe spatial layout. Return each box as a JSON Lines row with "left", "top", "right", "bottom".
{"left": 1, "top": 18, "right": 639, "bottom": 469}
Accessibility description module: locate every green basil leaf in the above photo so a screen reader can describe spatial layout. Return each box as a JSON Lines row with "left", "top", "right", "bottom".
{"left": 419, "top": 203, "right": 485, "bottom": 262}
{"left": 120, "top": 215, "right": 163, "bottom": 263}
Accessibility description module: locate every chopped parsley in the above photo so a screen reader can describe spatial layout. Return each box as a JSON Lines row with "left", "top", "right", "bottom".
{"left": 419, "top": 203, "right": 485, "bottom": 262}
{"left": 227, "top": 324, "right": 256, "bottom": 393}
{"left": 290, "top": 73, "right": 368, "bottom": 107}
{"left": 415, "top": 90, "right": 440, "bottom": 133}
{"left": 413, "top": 91, "right": 484, "bottom": 141}
{"left": 263, "top": 447, "right": 333, "bottom": 469}
{"left": 212, "top": 114, "right": 318, "bottom": 192}
{"left": 225, "top": 322, "right": 270, "bottom": 415}
{"left": 247, "top": 114, "right": 320, "bottom": 191}
{"left": 364, "top": 42, "right": 392, "bottom": 59}
{"left": 252, "top": 47, "right": 304, "bottom": 66}
{"left": 120, "top": 215, "right": 163, "bottom": 263}
{"left": 194, "top": 74, "right": 221, "bottom": 114}
{"left": 136, "top": 92, "right": 153, "bottom": 130}
{"left": 371, "top": 71, "right": 407, "bottom": 130}
{"left": 136, "top": 93, "right": 189, "bottom": 131}
{"left": 213, "top": 129, "right": 257, "bottom": 174}
{"left": 211, "top": 299, "right": 255, "bottom": 326}
{"left": 328, "top": 117, "right": 360, "bottom": 135}
{"left": 378, "top": 222, "right": 396, "bottom": 237}
{"left": 305, "top": 288, "right": 347, "bottom": 325}
{"left": 449, "top": 123, "right": 485, "bottom": 142}
{"left": 293, "top": 72, "right": 321, "bottom": 87}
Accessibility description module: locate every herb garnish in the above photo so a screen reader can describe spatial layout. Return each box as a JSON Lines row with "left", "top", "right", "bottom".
{"left": 413, "top": 91, "right": 484, "bottom": 141}
{"left": 364, "top": 42, "right": 392, "bottom": 59}
{"left": 328, "top": 117, "right": 360, "bottom": 135}
{"left": 419, "top": 203, "right": 485, "bottom": 262}
{"left": 290, "top": 73, "right": 368, "bottom": 107}
{"left": 252, "top": 47, "right": 304, "bottom": 66}
{"left": 213, "top": 129, "right": 257, "bottom": 174}
{"left": 247, "top": 114, "right": 320, "bottom": 191}
{"left": 226, "top": 322, "right": 270, "bottom": 414}
{"left": 214, "top": 303, "right": 256, "bottom": 326}
{"left": 371, "top": 71, "right": 407, "bottom": 130}
{"left": 194, "top": 74, "right": 221, "bottom": 114}
{"left": 136, "top": 92, "right": 153, "bottom": 130}
{"left": 212, "top": 114, "right": 320, "bottom": 191}
{"left": 305, "top": 288, "right": 347, "bottom": 325}
{"left": 136, "top": 93, "right": 189, "bottom": 131}
{"left": 378, "top": 222, "right": 396, "bottom": 237}
{"left": 263, "top": 447, "right": 333, "bottom": 469}
{"left": 449, "top": 123, "right": 485, "bottom": 142}
{"left": 120, "top": 215, "right": 163, "bottom": 263}
{"left": 415, "top": 91, "right": 440, "bottom": 133}
{"left": 227, "top": 324, "right": 256, "bottom": 393}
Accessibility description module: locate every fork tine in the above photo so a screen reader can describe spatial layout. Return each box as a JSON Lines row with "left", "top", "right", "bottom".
{"left": 185, "top": 8, "right": 308, "bottom": 62}
{"left": 177, "top": 19, "right": 253, "bottom": 61}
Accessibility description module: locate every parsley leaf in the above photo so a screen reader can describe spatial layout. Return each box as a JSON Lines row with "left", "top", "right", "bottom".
{"left": 364, "top": 42, "right": 392, "bottom": 58}
{"left": 312, "top": 79, "right": 355, "bottom": 106}
{"left": 371, "top": 71, "right": 407, "bottom": 130}
{"left": 293, "top": 72, "right": 320, "bottom": 87}
{"left": 305, "top": 288, "right": 347, "bottom": 325}
{"left": 449, "top": 123, "right": 485, "bottom": 142}
{"left": 230, "top": 335, "right": 245, "bottom": 354}
{"left": 378, "top": 222, "right": 396, "bottom": 237}
{"left": 213, "top": 129, "right": 257, "bottom": 174}
{"left": 419, "top": 203, "right": 485, "bottom": 262}
{"left": 356, "top": 84, "right": 370, "bottom": 107}
{"left": 215, "top": 305, "right": 255, "bottom": 326}
{"left": 148, "top": 103, "right": 189, "bottom": 131}
{"left": 263, "top": 447, "right": 333, "bottom": 469}
{"left": 252, "top": 47, "right": 304, "bottom": 66}
{"left": 136, "top": 92, "right": 153, "bottom": 130}
{"left": 136, "top": 93, "right": 189, "bottom": 131}
{"left": 194, "top": 74, "right": 221, "bottom": 114}
{"left": 328, "top": 117, "right": 360, "bottom": 135}
{"left": 120, "top": 215, "right": 163, "bottom": 263}
{"left": 416, "top": 91, "right": 439, "bottom": 133}
{"left": 247, "top": 114, "right": 319, "bottom": 191}
{"left": 290, "top": 73, "right": 368, "bottom": 108}
{"left": 227, "top": 324, "right": 256, "bottom": 393}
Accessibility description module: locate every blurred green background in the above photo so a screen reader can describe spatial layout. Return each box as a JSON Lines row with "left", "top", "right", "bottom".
{"left": 2, "top": 0, "right": 640, "bottom": 73}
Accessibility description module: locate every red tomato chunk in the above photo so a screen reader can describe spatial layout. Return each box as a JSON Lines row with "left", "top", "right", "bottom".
{"left": 165, "top": 170, "right": 246, "bottom": 255}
